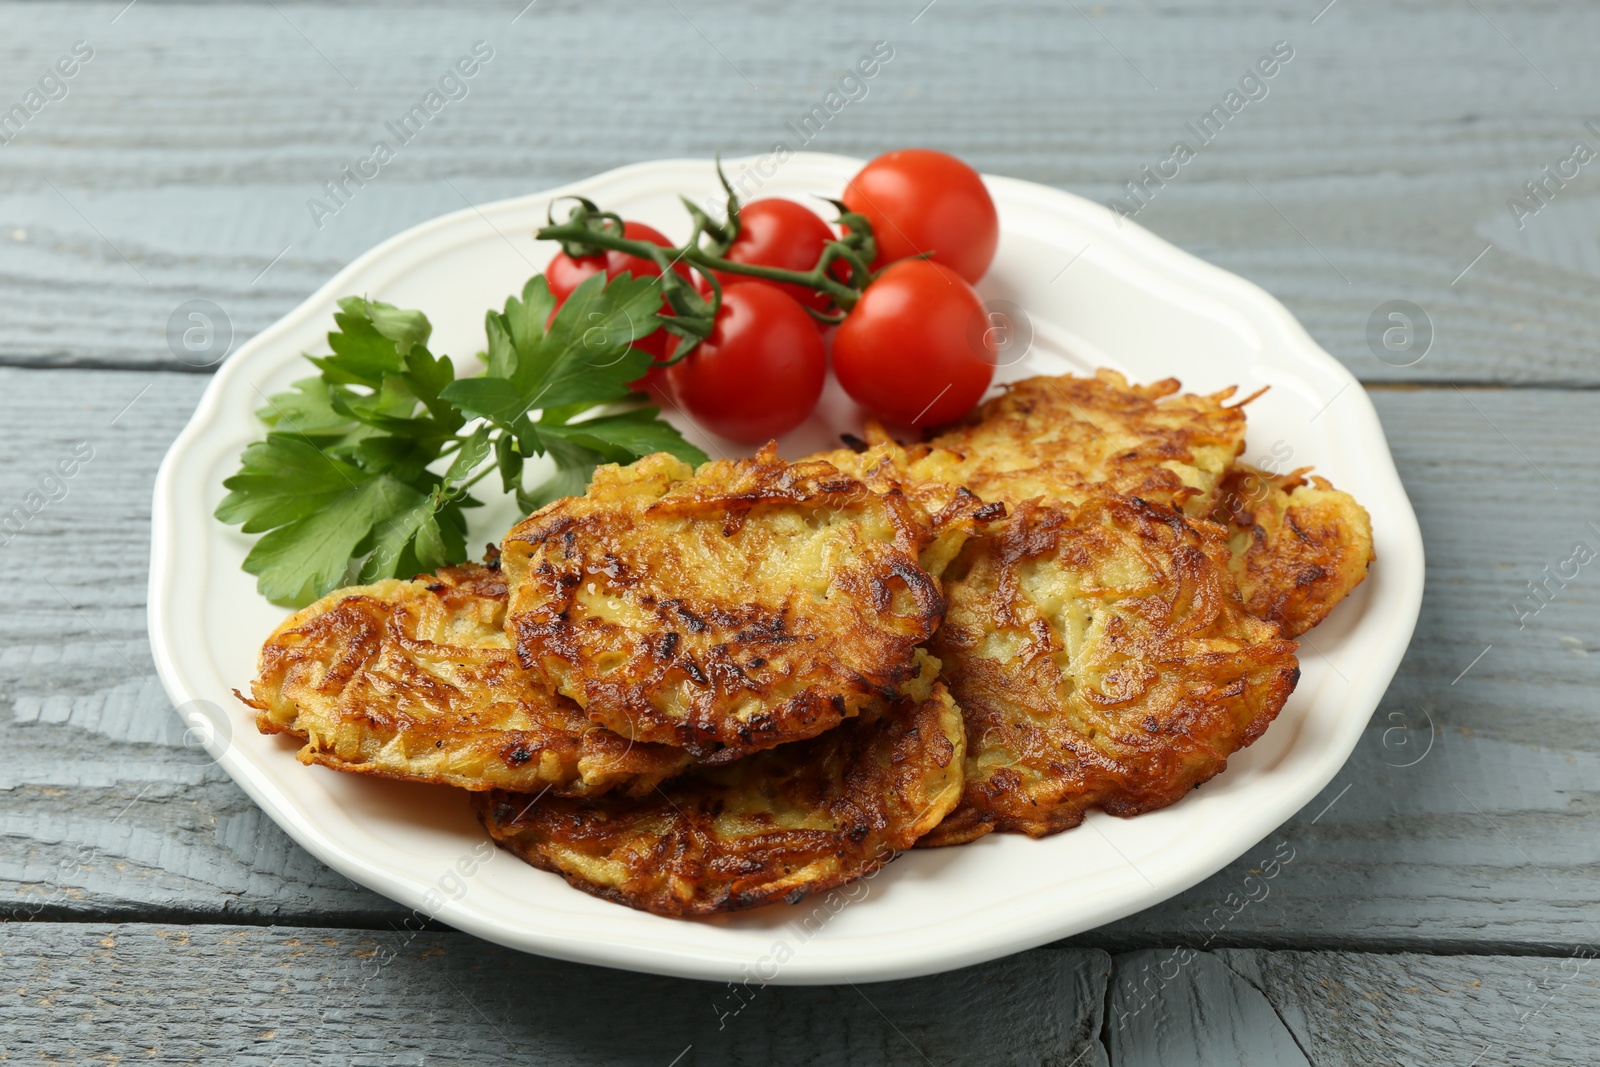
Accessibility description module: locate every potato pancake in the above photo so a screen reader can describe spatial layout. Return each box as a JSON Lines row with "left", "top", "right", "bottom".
{"left": 1211, "top": 465, "right": 1375, "bottom": 637}
{"left": 475, "top": 673, "right": 965, "bottom": 916}
{"left": 501, "top": 447, "right": 945, "bottom": 762}
{"left": 829, "top": 371, "right": 1370, "bottom": 639}
{"left": 923, "top": 495, "right": 1299, "bottom": 845}
{"left": 927, "top": 369, "right": 1252, "bottom": 516}
{"left": 803, "top": 437, "right": 1007, "bottom": 578}
{"left": 246, "top": 562, "right": 691, "bottom": 796}
{"left": 807, "top": 433, "right": 968, "bottom": 512}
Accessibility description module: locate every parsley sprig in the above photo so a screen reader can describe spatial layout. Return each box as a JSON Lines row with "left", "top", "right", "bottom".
{"left": 216, "top": 272, "right": 707, "bottom": 606}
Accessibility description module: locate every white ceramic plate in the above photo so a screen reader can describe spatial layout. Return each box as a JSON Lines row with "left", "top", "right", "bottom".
{"left": 150, "top": 154, "right": 1423, "bottom": 984}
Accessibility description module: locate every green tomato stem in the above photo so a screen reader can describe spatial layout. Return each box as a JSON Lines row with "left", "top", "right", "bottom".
{"left": 536, "top": 220, "right": 864, "bottom": 312}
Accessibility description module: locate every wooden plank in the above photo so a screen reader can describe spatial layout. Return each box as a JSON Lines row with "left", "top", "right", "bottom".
{"left": 1107, "top": 947, "right": 1600, "bottom": 1066}
{"left": 7, "top": 924, "right": 1598, "bottom": 1065}
{"left": 0, "top": 2, "right": 1598, "bottom": 382}
{"left": 0, "top": 924, "right": 1111, "bottom": 1066}
{"left": 1108, "top": 949, "right": 1311, "bottom": 1066}
{"left": 1216, "top": 949, "right": 1600, "bottom": 1066}
{"left": 3, "top": 367, "right": 1600, "bottom": 950}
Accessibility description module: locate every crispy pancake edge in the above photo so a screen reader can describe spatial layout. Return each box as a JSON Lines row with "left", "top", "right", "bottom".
{"left": 926, "top": 369, "right": 1252, "bottom": 516}
{"left": 244, "top": 563, "right": 692, "bottom": 796}
{"left": 1213, "top": 464, "right": 1376, "bottom": 637}
{"left": 474, "top": 678, "right": 966, "bottom": 917}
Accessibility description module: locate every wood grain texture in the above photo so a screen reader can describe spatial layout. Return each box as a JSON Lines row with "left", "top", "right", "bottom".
{"left": 5, "top": 925, "right": 1598, "bottom": 1066}
{"left": 2, "top": 366, "right": 1598, "bottom": 955}
{"left": 0, "top": 2, "right": 1598, "bottom": 382}
{"left": 1217, "top": 949, "right": 1600, "bottom": 1067}
{"left": 1108, "top": 949, "right": 1311, "bottom": 1066}
{"left": 0, "top": 924, "right": 1111, "bottom": 1066}
{"left": 1106, "top": 947, "right": 1600, "bottom": 1067}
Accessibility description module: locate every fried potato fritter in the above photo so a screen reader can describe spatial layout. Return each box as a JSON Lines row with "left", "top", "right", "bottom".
{"left": 804, "top": 438, "right": 1008, "bottom": 578}
{"left": 475, "top": 674, "right": 965, "bottom": 916}
{"left": 1211, "top": 465, "right": 1375, "bottom": 637}
{"left": 924, "top": 496, "right": 1300, "bottom": 846}
{"left": 246, "top": 563, "right": 692, "bottom": 796}
{"left": 501, "top": 448, "right": 945, "bottom": 762}
{"left": 927, "top": 369, "right": 1252, "bottom": 516}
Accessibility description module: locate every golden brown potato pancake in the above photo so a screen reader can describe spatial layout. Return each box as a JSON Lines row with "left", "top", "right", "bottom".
{"left": 246, "top": 562, "right": 691, "bottom": 796}
{"left": 923, "top": 495, "right": 1299, "bottom": 846}
{"left": 807, "top": 434, "right": 969, "bottom": 513}
{"left": 475, "top": 672, "right": 965, "bottom": 916}
{"left": 927, "top": 369, "right": 1253, "bottom": 516}
{"left": 1211, "top": 465, "right": 1375, "bottom": 638}
{"left": 802, "top": 438, "right": 1007, "bottom": 578}
{"left": 500, "top": 447, "right": 945, "bottom": 762}
{"left": 826, "top": 371, "right": 1370, "bottom": 638}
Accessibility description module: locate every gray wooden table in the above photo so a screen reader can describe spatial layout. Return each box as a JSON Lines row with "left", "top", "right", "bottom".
{"left": 3, "top": 1, "right": 1597, "bottom": 1063}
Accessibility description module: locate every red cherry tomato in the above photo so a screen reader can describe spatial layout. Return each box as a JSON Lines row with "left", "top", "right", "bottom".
{"left": 666, "top": 283, "right": 826, "bottom": 443}
{"left": 544, "top": 246, "right": 602, "bottom": 303}
{"left": 831, "top": 259, "right": 995, "bottom": 428}
{"left": 704, "top": 199, "right": 838, "bottom": 314}
{"left": 842, "top": 149, "right": 999, "bottom": 284}
{"left": 545, "top": 221, "right": 691, "bottom": 385}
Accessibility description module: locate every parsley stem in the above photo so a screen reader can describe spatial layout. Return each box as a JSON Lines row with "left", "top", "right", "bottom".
{"left": 458, "top": 460, "right": 497, "bottom": 491}
{"left": 438, "top": 447, "right": 499, "bottom": 504}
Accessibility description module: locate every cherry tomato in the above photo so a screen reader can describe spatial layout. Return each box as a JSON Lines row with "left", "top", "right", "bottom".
{"left": 667, "top": 283, "right": 826, "bottom": 443}
{"left": 832, "top": 259, "right": 995, "bottom": 428}
{"left": 842, "top": 149, "right": 999, "bottom": 284}
{"left": 704, "top": 199, "right": 838, "bottom": 314}
{"left": 545, "top": 220, "right": 691, "bottom": 384}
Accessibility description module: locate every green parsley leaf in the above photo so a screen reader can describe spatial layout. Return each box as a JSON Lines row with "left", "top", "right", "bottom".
{"left": 357, "top": 489, "right": 452, "bottom": 585}
{"left": 255, "top": 376, "right": 358, "bottom": 438}
{"left": 524, "top": 272, "right": 661, "bottom": 407}
{"left": 309, "top": 297, "right": 428, "bottom": 386}
{"left": 444, "top": 424, "right": 493, "bottom": 485}
{"left": 438, "top": 378, "right": 531, "bottom": 426}
{"left": 494, "top": 432, "right": 523, "bottom": 492}
{"left": 217, "top": 433, "right": 371, "bottom": 534}
{"left": 220, "top": 273, "right": 706, "bottom": 606}
{"left": 447, "top": 271, "right": 660, "bottom": 417}
{"left": 361, "top": 299, "right": 432, "bottom": 355}
{"left": 232, "top": 461, "right": 427, "bottom": 605}
{"left": 537, "top": 409, "right": 707, "bottom": 466}
{"left": 502, "top": 275, "right": 556, "bottom": 365}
